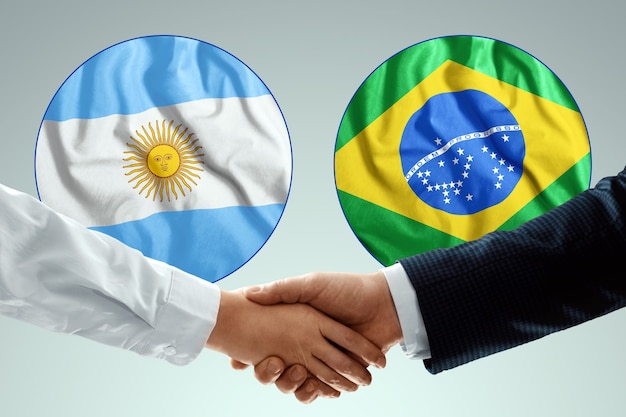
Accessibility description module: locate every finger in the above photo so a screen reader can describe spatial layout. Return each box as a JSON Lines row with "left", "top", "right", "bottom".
{"left": 274, "top": 364, "right": 309, "bottom": 394}
{"left": 293, "top": 379, "right": 321, "bottom": 404}
{"left": 294, "top": 378, "right": 340, "bottom": 404}
{"left": 311, "top": 379, "right": 341, "bottom": 399}
{"left": 320, "top": 320, "right": 386, "bottom": 371}
{"left": 229, "top": 358, "right": 250, "bottom": 371}
{"left": 312, "top": 348, "right": 371, "bottom": 388}
{"left": 252, "top": 356, "right": 286, "bottom": 385}
{"left": 305, "top": 354, "right": 361, "bottom": 392}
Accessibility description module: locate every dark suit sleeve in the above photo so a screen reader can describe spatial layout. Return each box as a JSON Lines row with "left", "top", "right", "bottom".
{"left": 398, "top": 166, "right": 626, "bottom": 374}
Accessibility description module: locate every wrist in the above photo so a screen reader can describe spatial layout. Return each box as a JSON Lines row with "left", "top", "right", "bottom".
{"left": 205, "top": 290, "right": 242, "bottom": 356}
{"left": 372, "top": 271, "right": 404, "bottom": 351}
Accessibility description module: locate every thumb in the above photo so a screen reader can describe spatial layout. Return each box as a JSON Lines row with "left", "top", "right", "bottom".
{"left": 243, "top": 278, "right": 308, "bottom": 305}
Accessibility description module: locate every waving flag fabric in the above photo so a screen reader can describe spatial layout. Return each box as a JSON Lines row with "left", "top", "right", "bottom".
{"left": 35, "top": 35, "right": 292, "bottom": 282}
{"left": 335, "top": 35, "right": 591, "bottom": 266}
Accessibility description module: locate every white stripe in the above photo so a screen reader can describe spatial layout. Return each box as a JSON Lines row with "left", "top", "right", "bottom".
{"left": 404, "top": 124, "right": 520, "bottom": 181}
{"left": 36, "top": 95, "right": 291, "bottom": 226}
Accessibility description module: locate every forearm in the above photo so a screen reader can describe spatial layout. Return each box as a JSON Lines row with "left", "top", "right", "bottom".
{"left": 0, "top": 184, "right": 218, "bottom": 365}
{"left": 205, "top": 289, "right": 255, "bottom": 361}
{"left": 401, "top": 166, "right": 626, "bottom": 373}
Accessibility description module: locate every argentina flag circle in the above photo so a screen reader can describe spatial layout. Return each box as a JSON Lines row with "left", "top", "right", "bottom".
{"left": 35, "top": 35, "right": 292, "bottom": 283}
{"left": 400, "top": 89, "right": 525, "bottom": 215}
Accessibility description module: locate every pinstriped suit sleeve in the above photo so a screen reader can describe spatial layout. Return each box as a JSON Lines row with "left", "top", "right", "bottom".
{"left": 399, "top": 166, "right": 626, "bottom": 374}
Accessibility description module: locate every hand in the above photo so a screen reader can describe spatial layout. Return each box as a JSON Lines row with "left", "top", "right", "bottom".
{"left": 229, "top": 357, "right": 342, "bottom": 403}
{"left": 206, "top": 288, "right": 386, "bottom": 393}
{"left": 245, "top": 271, "right": 403, "bottom": 352}
{"left": 234, "top": 271, "right": 403, "bottom": 402}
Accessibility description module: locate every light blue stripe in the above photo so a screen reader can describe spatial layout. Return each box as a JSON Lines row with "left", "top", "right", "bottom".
{"left": 89, "top": 203, "right": 284, "bottom": 283}
{"left": 44, "top": 35, "right": 271, "bottom": 122}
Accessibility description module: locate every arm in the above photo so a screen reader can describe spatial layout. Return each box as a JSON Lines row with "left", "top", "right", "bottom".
{"left": 0, "top": 184, "right": 217, "bottom": 365}
{"left": 0, "top": 184, "right": 384, "bottom": 390}
{"left": 242, "top": 165, "right": 626, "bottom": 398}
{"left": 402, "top": 165, "right": 626, "bottom": 373}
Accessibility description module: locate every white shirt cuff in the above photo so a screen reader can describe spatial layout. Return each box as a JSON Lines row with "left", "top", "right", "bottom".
{"left": 141, "top": 260, "right": 220, "bottom": 366}
{"left": 381, "top": 263, "right": 431, "bottom": 360}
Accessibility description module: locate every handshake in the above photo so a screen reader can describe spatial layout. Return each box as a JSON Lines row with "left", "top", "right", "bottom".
{"left": 5, "top": 165, "right": 624, "bottom": 405}
{"left": 205, "top": 270, "right": 404, "bottom": 404}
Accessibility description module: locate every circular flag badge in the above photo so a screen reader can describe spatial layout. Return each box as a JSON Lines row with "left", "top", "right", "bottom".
{"left": 335, "top": 35, "right": 591, "bottom": 266}
{"left": 35, "top": 35, "right": 292, "bottom": 283}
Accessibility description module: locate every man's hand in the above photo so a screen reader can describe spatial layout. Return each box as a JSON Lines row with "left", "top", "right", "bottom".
{"left": 207, "top": 288, "right": 386, "bottom": 393}
{"left": 233, "top": 271, "right": 403, "bottom": 402}
{"left": 230, "top": 356, "right": 343, "bottom": 403}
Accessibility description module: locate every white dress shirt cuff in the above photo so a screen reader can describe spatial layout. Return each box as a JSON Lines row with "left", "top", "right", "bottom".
{"left": 142, "top": 260, "right": 220, "bottom": 366}
{"left": 381, "top": 263, "right": 431, "bottom": 360}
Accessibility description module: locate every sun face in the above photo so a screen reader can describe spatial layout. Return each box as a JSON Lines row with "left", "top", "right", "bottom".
{"left": 147, "top": 144, "right": 181, "bottom": 178}
{"left": 123, "top": 119, "right": 205, "bottom": 201}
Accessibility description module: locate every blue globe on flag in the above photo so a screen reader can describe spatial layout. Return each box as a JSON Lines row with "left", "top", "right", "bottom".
{"left": 400, "top": 89, "right": 525, "bottom": 215}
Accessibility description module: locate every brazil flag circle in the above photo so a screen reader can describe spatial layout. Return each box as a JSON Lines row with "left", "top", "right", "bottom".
{"left": 334, "top": 35, "right": 591, "bottom": 266}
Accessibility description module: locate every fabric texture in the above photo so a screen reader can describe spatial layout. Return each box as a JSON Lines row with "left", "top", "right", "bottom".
{"left": 35, "top": 35, "right": 292, "bottom": 283}
{"left": 335, "top": 35, "right": 590, "bottom": 267}
{"left": 0, "top": 184, "right": 219, "bottom": 365}
{"left": 400, "top": 166, "right": 626, "bottom": 374}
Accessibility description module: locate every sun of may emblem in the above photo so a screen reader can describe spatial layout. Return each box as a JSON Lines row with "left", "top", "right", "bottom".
{"left": 123, "top": 119, "right": 205, "bottom": 202}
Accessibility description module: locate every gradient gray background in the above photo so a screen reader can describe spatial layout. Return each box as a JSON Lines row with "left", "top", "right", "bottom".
{"left": 1, "top": 1, "right": 624, "bottom": 416}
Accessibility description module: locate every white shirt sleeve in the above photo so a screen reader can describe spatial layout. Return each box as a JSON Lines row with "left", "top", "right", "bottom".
{"left": 0, "top": 184, "right": 219, "bottom": 366}
{"left": 381, "top": 263, "right": 431, "bottom": 360}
